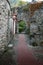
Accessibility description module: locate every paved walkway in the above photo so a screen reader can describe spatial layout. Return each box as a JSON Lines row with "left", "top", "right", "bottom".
{"left": 0, "top": 34, "right": 43, "bottom": 65}
{"left": 14, "top": 34, "right": 43, "bottom": 65}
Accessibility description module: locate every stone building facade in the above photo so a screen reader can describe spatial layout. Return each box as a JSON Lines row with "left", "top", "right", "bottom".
{"left": 0, "top": 0, "right": 11, "bottom": 50}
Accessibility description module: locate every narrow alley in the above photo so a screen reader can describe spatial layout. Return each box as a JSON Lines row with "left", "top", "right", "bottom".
{"left": 0, "top": 0, "right": 43, "bottom": 65}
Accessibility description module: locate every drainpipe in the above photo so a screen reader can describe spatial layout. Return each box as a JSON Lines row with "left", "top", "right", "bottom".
{"left": 12, "top": 15, "right": 17, "bottom": 34}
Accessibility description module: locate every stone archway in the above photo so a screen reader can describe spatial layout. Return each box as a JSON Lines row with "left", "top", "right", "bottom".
{"left": 17, "top": 20, "right": 28, "bottom": 34}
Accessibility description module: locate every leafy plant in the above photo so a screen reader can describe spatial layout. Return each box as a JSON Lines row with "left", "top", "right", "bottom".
{"left": 18, "top": 1, "right": 27, "bottom": 6}
{"left": 19, "top": 20, "right": 26, "bottom": 33}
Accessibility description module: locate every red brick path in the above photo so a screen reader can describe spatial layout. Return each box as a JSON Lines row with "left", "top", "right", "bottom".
{"left": 15, "top": 34, "right": 43, "bottom": 65}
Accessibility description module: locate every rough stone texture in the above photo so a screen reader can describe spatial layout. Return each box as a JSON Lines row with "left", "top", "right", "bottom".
{"left": 17, "top": 6, "right": 30, "bottom": 32}
{"left": 0, "top": 0, "right": 11, "bottom": 50}
{"left": 30, "top": 4, "right": 43, "bottom": 45}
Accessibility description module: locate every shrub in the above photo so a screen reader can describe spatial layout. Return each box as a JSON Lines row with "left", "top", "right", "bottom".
{"left": 19, "top": 20, "right": 26, "bottom": 33}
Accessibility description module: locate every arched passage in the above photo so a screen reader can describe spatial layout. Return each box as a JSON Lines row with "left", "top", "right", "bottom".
{"left": 17, "top": 20, "right": 29, "bottom": 34}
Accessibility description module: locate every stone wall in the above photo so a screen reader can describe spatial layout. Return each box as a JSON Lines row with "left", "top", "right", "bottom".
{"left": 17, "top": 6, "right": 30, "bottom": 32}
{"left": 17, "top": 6, "right": 29, "bottom": 22}
{"left": 30, "top": 5, "right": 43, "bottom": 45}
{"left": 0, "top": 0, "right": 11, "bottom": 50}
